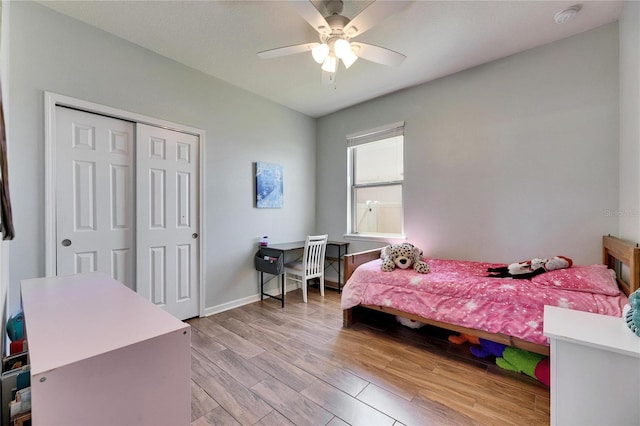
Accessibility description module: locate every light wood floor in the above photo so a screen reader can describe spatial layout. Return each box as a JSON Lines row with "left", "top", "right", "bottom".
{"left": 188, "top": 288, "right": 550, "bottom": 426}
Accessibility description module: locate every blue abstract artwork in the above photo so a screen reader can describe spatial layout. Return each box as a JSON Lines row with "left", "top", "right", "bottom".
{"left": 255, "top": 161, "right": 283, "bottom": 208}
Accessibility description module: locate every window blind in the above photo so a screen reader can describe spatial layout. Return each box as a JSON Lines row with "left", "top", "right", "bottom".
{"left": 346, "top": 121, "right": 404, "bottom": 147}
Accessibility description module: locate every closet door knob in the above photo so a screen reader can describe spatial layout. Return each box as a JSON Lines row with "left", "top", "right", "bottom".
{"left": 61, "top": 239, "right": 72, "bottom": 247}
{"left": 192, "top": 233, "right": 198, "bottom": 239}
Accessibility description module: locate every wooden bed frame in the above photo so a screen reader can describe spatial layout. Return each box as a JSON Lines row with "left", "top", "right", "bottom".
{"left": 342, "top": 235, "right": 640, "bottom": 356}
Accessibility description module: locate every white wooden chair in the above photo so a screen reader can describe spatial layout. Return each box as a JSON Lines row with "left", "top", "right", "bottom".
{"left": 283, "top": 234, "right": 328, "bottom": 303}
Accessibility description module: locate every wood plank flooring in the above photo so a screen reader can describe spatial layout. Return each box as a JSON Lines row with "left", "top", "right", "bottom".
{"left": 188, "top": 288, "right": 550, "bottom": 426}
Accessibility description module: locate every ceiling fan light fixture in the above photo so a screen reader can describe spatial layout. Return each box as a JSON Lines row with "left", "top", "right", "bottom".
{"left": 321, "top": 55, "right": 338, "bottom": 73}
{"left": 312, "top": 43, "right": 330, "bottom": 64}
{"left": 341, "top": 49, "right": 358, "bottom": 69}
{"left": 334, "top": 38, "right": 351, "bottom": 59}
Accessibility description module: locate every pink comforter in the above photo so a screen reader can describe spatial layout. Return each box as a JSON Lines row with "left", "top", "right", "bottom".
{"left": 341, "top": 258, "right": 627, "bottom": 345}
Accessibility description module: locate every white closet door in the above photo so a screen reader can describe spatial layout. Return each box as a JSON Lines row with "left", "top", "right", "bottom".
{"left": 136, "top": 124, "right": 199, "bottom": 320}
{"left": 55, "top": 107, "right": 135, "bottom": 288}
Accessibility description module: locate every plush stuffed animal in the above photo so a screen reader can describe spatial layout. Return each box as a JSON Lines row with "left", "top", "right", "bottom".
{"left": 470, "top": 338, "right": 550, "bottom": 386}
{"left": 624, "top": 289, "right": 640, "bottom": 336}
{"left": 396, "top": 316, "right": 425, "bottom": 329}
{"left": 486, "top": 256, "right": 573, "bottom": 279}
{"left": 380, "top": 242, "right": 430, "bottom": 273}
{"left": 448, "top": 333, "right": 480, "bottom": 345}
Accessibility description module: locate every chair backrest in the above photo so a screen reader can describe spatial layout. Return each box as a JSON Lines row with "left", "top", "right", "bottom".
{"left": 303, "top": 234, "right": 328, "bottom": 278}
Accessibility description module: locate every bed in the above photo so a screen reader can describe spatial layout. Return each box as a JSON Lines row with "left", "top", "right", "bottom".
{"left": 341, "top": 235, "right": 638, "bottom": 356}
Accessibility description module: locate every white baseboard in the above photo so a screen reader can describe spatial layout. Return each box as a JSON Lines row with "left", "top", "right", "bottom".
{"left": 202, "top": 280, "right": 301, "bottom": 317}
{"left": 203, "top": 293, "right": 262, "bottom": 317}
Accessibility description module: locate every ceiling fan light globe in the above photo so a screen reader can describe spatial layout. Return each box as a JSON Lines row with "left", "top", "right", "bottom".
{"left": 334, "top": 38, "right": 351, "bottom": 59}
{"left": 312, "top": 43, "right": 329, "bottom": 64}
{"left": 341, "top": 50, "right": 358, "bottom": 69}
{"left": 321, "top": 55, "right": 338, "bottom": 73}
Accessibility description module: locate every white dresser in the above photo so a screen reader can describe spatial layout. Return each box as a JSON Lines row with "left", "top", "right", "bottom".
{"left": 544, "top": 305, "right": 640, "bottom": 426}
{"left": 21, "top": 272, "right": 191, "bottom": 425}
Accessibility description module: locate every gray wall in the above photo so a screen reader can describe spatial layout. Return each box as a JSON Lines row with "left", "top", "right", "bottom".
{"left": 3, "top": 2, "right": 635, "bottom": 319}
{"left": 5, "top": 2, "right": 316, "bottom": 315}
{"left": 317, "top": 23, "right": 620, "bottom": 265}
{"left": 619, "top": 1, "right": 640, "bottom": 242}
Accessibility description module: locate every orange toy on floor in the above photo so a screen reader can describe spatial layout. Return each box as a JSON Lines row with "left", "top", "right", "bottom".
{"left": 448, "top": 333, "right": 480, "bottom": 345}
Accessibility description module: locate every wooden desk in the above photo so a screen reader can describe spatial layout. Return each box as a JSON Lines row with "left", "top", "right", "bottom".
{"left": 325, "top": 241, "right": 349, "bottom": 291}
{"left": 21, "top": 272, "right": 191, "bottom": 425}
{"left": 268, "top": 241, "right": 307, "bottom": 251}
{"left": 264, "top": 240, "right": 349, "bottom": 293}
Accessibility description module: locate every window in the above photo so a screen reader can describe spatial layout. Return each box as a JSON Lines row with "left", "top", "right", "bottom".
{"left": 347, "top": 122, "right": 404, "bottom": 237}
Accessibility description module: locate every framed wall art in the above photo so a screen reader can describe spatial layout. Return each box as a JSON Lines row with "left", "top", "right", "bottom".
{"left": 255, "top": 161, "right": 283, "bottom": 208}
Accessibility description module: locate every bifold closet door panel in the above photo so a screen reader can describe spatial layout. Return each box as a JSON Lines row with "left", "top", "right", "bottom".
{"left": 55, "top": 106, "right": 135, "bottom": 288}
{"left": 136, "top": 123, "right": 200, "bottom": 320}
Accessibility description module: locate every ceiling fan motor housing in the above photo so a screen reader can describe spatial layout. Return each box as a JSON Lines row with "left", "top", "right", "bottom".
{"left": 324, "top": 14, "right": 349, "bottom": 36}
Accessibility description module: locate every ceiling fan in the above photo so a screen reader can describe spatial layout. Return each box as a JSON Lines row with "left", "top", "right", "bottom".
{"left": 257, "top": 0, "right": 407, "bottom": 83}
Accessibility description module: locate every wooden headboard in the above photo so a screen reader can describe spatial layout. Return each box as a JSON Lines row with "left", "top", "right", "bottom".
{"left": 343, "top": 236, "right": 640, "bottom": 296}
{"left": 344, "top": 247, "right": 382, "bottom": 283}
{"left": 602, "top": 235, "right": 640, "bottom": 296}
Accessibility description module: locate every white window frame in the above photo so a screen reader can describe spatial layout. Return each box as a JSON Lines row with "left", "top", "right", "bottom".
{"left": 345, "top": 121, "right": 406, "bottom": 242}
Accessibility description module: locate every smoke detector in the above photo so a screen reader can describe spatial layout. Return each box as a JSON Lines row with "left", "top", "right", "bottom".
{"left": 554, "top": 5, "right": 582, "bottom": 24}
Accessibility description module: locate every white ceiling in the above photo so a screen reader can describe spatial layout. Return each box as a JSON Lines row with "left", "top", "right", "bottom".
{"left": 38, "top": 0, "right": 623, "bottom": 118}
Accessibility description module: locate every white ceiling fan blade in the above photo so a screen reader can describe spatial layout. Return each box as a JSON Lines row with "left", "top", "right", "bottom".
{"left": 343, "top": 1, "right": 408, "bottom": 38}
{"left": 257, "top": 42, "right": 319, "bottom": 59}
{"left": 289, "top": 0, "right": 331, "bottom": 35}
{"left": 352, "top": 42, "right": 406, "bottom": 67}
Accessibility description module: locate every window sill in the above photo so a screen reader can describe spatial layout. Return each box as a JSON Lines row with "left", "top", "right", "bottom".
{"left": 343, "top": 233, "right": 407, "bottom": 244}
